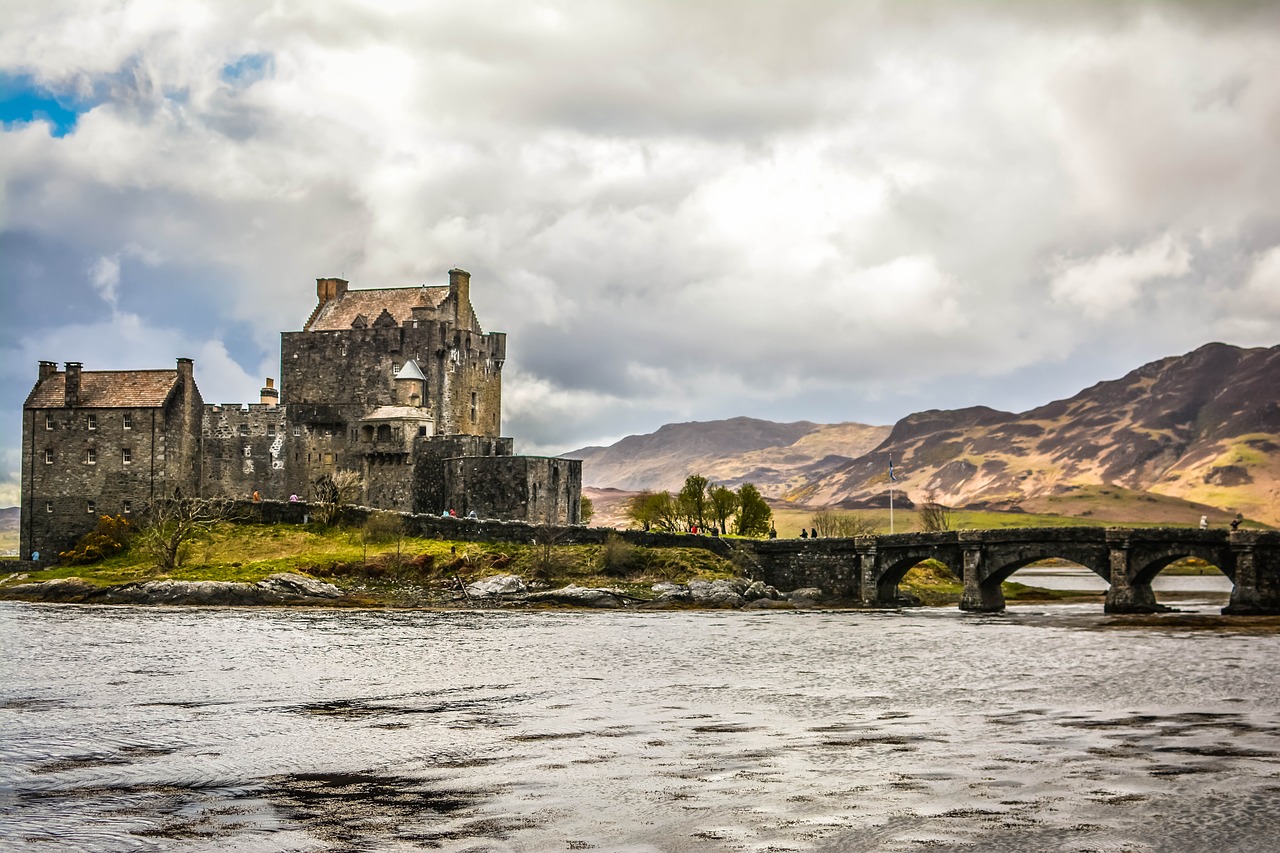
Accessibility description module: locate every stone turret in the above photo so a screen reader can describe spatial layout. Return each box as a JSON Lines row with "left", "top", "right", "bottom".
{"left": 394, "top": 360, "right": 427, "bottom": 407}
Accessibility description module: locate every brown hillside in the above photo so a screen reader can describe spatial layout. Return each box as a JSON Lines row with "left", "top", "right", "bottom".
{"left": 572, "top": 343, "right": 1280, "bottom": 526}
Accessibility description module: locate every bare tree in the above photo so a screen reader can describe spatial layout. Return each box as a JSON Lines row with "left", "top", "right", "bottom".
{"left": 918, "top": 492, "right": 954, "bottom": 532}
{"left": 811, "top": 509, "right": 879, "bottom": 538}
{"left": 362, "top": 510, "right": 406, "bottom": 564}
{"left": 311, "top": 469, "right": 364, "bottom": 526}
{"left": 136, "top": 495, "right": 241, "bottom": 570}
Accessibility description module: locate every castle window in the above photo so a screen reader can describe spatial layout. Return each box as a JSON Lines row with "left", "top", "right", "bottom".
{"left": 470, "top": 392, "right": 477, "bottom": 423}
{"left": 44, "top": 414, "right": 53, "bottom": 431}
{"left": 123, "top": 413, "right": 133, "bottom": 430}
{"left": 294, "top": 426, "right": 301, "bottom": 436}
{"left": 123, "top": 500, "right": 132, "bottom": 514}
{"left": 418, "top": 426, "right": 427, "bottom": 437}
{"left": 85, "top": 448, "right": 97, "bottom": 465}
{"left": 122, "top": 447, "right": 132, "bottom": 465}
{"left": 240, "top": 424, "right": 249, "bottom": 436}
{"left": 267, "top": 424, "right": 275, "bottom": 436}
{"left": 87, "top": 500, "right": 96, "bottom": 514}
{"left": 44, "top": 449, "right": 53, "bottom": 465}
{"left": 377, "top": 424, "right": 392, "bottom": 442}
{"left": 87, "top": 414, "right": 97, "bottom": 431}
{"left": 45, "top": 501, "right": 53, "bottom": 514}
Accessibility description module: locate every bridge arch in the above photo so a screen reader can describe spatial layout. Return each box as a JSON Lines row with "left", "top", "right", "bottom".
{"left": 875, "top": 550, "right": 962, "bottom": 604}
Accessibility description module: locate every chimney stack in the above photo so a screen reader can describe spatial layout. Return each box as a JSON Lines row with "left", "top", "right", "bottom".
{"left": 316, "top": 277, "right": 349, "bottom": 305}
{"left": 64, "top": 362, "right": 81, "bottom": 407}
{"left": 448, "top": 268, "right": 472, "bottom": 329}
{"left": 176, "top": 357, "right": 194, "bottom": 388}
{"left": 260, "top": 377, "right": 279, "bottom": 407}
{"left": 38, "top": 361, "right": 57, "bottom": 382}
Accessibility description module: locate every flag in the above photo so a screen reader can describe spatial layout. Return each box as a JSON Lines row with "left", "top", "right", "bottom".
{"left": 889, "top": 455, "right": 897, "bottom": 482}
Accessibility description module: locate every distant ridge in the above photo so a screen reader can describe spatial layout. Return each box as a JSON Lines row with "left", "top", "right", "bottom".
{"left": 566, "top": 343, "right": 1280, "bottom": 526}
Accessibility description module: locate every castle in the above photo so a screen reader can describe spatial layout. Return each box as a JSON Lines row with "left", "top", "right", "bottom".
{"left": 19, "top": 269, "right": 582, "bottom": 559}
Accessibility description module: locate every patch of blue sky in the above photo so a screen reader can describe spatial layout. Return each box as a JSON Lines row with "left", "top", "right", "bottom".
{"left": 221, "top": 53, "right": 274, "bottom": 87}
{"left": 0, "top": 72, "right": 96, "bottom": 137}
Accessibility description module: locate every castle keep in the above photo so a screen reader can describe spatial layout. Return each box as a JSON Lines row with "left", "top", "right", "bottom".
{"left": 21, "top": 269, "right": 581, "bottom": 559}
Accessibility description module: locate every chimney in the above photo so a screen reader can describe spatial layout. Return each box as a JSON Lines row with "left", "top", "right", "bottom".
{"left": 38, "top": 361, "right": 57, "bottom": 382}
{"left": 176, "top": 357, "right": 194, "bottom": 388}
{"left": 64, "top": 362, "right": 81, "bottom": 407}
{"left": 448, "top": 268, "right": 472, "bottom": 328}
{"left": 316, "top": 277, "right": 349, "bottom": 305}
{"left": 260, "top": 377, "right": 279, "bottom": 407}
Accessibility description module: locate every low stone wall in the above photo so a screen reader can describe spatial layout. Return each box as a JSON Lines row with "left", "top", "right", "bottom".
{"left": 237, "top": 499, "right": 735, "bottom": 555}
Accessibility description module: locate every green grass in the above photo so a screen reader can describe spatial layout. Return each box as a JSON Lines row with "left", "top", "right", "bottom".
{"left": 0, "top": 522, "right": 742, "bottom": 601}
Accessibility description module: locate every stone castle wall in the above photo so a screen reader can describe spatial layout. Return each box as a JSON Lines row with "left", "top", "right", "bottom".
{"left": 202, "top": 404, "right": 289, "bottom": 501}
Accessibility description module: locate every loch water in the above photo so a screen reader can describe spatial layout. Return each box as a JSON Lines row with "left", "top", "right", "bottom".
{"left": 2, "top": 590, "right": 1278, "bottom": 853}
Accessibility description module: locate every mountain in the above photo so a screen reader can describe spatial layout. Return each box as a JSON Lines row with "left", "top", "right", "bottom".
{"left": 567, "top": 416, "right": 890, "bottom": 493}
{"left": 567, "top": 343, "right": 1280, "bottom": 526}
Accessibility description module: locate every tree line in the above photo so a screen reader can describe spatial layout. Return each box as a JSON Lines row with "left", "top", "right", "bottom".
{"left": 624, "top": 474, "right": 773, "bottom": 537}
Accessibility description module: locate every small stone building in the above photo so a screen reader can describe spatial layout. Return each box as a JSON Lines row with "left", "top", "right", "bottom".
{"left": 20, "top": 270, "right": 582, "bottom": 560}
{"left": 20, "top": 359, "right": 204, "bottom": 559}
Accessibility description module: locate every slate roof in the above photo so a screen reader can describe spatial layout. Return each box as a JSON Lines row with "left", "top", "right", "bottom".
{"left": 394, "top": 359, "right": 427, "bottom": 381}
{"left": 305, "top": 286, "right": 450, "bottom": 332}
{"left": 25, "top": 370, "right": 180, "bottom": 409}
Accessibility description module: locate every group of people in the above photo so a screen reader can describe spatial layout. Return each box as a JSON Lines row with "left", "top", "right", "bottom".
{"left": 1202, "top": 514, "right": 1246, "bottom": 531}
{"left": 440, "top": 508, "right": 480, "bottom": 519}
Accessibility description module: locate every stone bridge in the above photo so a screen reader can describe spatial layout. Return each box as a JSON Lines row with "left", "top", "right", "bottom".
{"left": 739, "top": 527, "right": 1280, "bottom": 615}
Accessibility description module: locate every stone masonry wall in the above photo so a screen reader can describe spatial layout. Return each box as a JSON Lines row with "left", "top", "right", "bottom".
{"left": 202, "top": 404, "right": 290, "bottom": 501}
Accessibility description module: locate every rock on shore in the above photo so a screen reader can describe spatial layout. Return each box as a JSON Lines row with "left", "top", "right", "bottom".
{"left": 1, "top": 573, "right": 345, "bottom": 606}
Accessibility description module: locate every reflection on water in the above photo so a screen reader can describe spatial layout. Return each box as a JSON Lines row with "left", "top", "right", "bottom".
{"left": 2, "top": 601, "right": 1278, "bottom": 852}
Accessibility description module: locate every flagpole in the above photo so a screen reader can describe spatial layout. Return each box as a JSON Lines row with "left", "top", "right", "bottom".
{"left": 889, "top": 454, "right": 895, "bottom": 534}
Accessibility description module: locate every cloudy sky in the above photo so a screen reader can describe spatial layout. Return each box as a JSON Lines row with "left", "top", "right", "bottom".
{"left": 3, "top": 0, "right": 1280, "bottom": 506}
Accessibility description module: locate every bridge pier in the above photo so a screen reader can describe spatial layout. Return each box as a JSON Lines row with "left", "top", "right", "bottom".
{"left": 1104, "top": 531, "right": 1164, "bottom": 613}
{"left": 857, "top": 541, "right": 883, "bottom": 606}
{"left": 1224, "top": 532, "right": 1280, "bottom": 615}
{"left": 959, "top": 534, "right": 1004, "bottom": 612}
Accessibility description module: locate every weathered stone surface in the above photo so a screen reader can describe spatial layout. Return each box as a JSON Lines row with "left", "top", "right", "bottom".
{"left": 466, "top": 574, "right": 527, "bottom": 598}
{"left": 787, "top": 587, "right": 825, "bottom": 607}
{"left": 743, "top": 597, "right": 795, "bottom": 610}
{"left": 651, "top": 582, "right": 693, "bottom": 602}
{"left": 2, "top": 574, "right": 346, "bottom": 606}
{"left": 687, "top": 579, "right": 746, "bottom": 608}
{"left": 524, "top": 584, "right": 627, "bottom": 608}
{"left": 257, "top": 573, "right": 344, "bottom": 599}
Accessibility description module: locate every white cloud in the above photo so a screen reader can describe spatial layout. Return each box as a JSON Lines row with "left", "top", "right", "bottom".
{"left": 1049, "top": 235, "right": 1192, "bottom": 319}
{"left": 3, "top": 1, "right": 1280, "bottom": 506}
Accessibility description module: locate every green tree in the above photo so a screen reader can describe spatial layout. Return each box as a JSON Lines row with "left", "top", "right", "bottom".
{"left": 708, "top": 485, "right": 740, "bottom": 535}
{"left": 579, "top": 495, "right": 595, "bottom": 525}
{"left": 677, "top": 474, "right": 710, "bottom": 531}
{"left": 733, "top": 483, "right": 772, "bottom": 537}
{"left": 626, "top": 490, "right": 679, "bottom": 532}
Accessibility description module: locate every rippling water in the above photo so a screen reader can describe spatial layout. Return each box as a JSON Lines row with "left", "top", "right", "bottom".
{"left": 3, "top": 598, "right": 1279, "bottom": 852}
